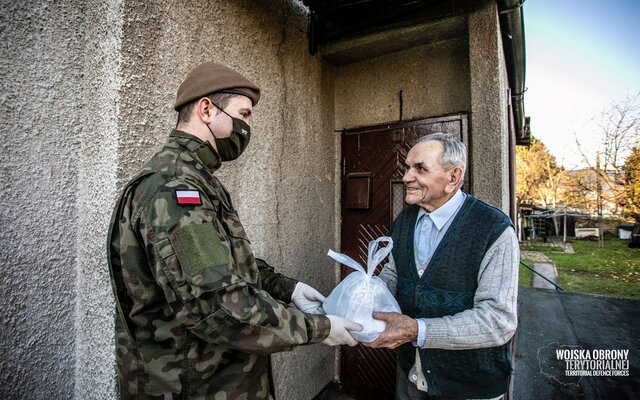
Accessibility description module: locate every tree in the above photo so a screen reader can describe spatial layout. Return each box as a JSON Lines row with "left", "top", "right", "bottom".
{"left": 561, "top": 167, "right": 612, "bottom": 216}
{"left": 516, "top": 137, "right": 565, "bottom": 208}
{"left": 622, "top": 147, "right": 640, "bottom": 221}
{"left": 575, "top": 92, "right": 640, "bottom": 217}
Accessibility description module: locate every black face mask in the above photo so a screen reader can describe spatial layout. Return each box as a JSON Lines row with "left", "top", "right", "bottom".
{"left": 207, "top": 103, "right": 251, "bottom": 161}
{"left": 214, "top": 117, "right": 251, "bottom": 161}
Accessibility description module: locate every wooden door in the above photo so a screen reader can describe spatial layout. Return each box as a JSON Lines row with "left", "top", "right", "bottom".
{"left": 339, "top": 114, "right": 468, "bottom": 399}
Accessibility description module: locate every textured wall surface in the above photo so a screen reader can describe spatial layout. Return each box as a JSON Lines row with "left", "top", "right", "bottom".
{"left": 2, "top": 0, "right": 337, "bottom": 398}
{"left": 268, "top": 7, "right": 339, "bottom": 400}
{"left": 0, "top": 1, "right": 85, "bottom": 398}
{"left": 74, "top": 0, "right": 123, "bottom": 398}
{"left": 468, "top": 2, "right": 510, "bottom": 211}
{"left": 335, "top": 38, "right": 471, "bottom": 130}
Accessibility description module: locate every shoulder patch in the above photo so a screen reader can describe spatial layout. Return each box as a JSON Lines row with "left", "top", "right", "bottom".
{"left": 175, "top": 189, "right": 202, "bottom": 206}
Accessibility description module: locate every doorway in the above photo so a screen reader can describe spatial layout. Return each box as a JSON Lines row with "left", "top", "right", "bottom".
{"left": 339, "top": 114, "right": 468, "bottom": 399}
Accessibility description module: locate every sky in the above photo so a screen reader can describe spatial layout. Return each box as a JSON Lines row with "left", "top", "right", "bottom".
{"left": 524, "top": 0, "right": 640, "bottom": 168}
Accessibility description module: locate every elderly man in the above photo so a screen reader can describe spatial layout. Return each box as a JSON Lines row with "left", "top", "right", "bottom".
{"left": 368, "top": 133, "right": 519, "bottom": 400}
{"left": 107, "top": 62, "right": 360, "bottom": 399}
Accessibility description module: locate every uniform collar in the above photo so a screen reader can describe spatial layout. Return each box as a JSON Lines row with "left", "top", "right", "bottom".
{"left": 169, "top": 130, "right": 222, "bottom": 171}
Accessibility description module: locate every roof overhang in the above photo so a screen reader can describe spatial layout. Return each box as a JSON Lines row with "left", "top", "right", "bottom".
{"left": 301, "top": 0, "right": 529, "bottom": 144}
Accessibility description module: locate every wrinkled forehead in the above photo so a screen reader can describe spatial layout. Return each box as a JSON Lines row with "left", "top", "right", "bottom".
{"left": 406, "top": 140, "right": 444, "bottom": 165}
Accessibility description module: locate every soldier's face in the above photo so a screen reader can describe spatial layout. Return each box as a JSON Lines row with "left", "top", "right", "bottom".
{"left": 403, "top": 141, "right": 458, "bottom": 212}
{"left": 209, "top": 96, "right": 253, "bottom": 139}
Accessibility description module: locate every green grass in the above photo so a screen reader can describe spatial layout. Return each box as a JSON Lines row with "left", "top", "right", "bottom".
{"left": 518, "top": 259, "right": 534, "bottom": 286}
{"left": 520, "top": 239, "right": 640, "bottom": 299}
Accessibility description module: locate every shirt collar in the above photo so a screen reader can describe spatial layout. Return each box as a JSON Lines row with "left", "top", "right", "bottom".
{"left": 417, "top": 189, "right": 466, "bottom": 230}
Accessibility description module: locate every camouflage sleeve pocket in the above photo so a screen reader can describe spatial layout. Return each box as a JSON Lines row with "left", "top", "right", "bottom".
{"left": 171, "top": 223, "right": 241, "bottom": 297}
{"left": 189, "top": 305, "right": 299, "bottom": 354}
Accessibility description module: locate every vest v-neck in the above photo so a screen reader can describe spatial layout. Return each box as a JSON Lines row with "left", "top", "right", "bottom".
{"left": 412, "top": 195, "right": 477, "bottom": 283}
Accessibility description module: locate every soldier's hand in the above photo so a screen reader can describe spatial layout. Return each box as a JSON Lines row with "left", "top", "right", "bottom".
{"left": 291, "top": 282, "right": 326, "bottom": 314}
{"left": 323, "top": 315, "right": 363, "bottom": 347}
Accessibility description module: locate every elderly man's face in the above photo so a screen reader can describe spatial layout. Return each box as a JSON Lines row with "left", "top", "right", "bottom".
{"left": 403, "top": 140, "right": 460, "bottom": 212}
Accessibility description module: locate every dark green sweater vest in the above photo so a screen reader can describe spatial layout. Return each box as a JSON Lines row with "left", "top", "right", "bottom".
{"left": 391, "top": 194, "right": 513, "bottom": 398}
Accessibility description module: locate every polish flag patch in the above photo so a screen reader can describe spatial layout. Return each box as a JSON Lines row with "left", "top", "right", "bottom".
{"left": 175, "top": 189, "right": 202, "bottom": 206}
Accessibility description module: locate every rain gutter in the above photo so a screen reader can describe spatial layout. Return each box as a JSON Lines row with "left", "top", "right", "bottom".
{"left": 498, "top": 0, "right": 529, "bottom": 145}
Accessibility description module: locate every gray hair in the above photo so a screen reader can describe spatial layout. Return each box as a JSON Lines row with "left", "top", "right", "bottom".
{"left": 415, "top": 133, "right": 467, "bottom": 172}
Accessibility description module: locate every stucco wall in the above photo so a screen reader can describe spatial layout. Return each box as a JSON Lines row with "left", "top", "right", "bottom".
{"left": 74, "top": 0, "right": 123, "bottom": 398}
{"left": 2, "top": 0, "right": 337, "bottom": 399}
{"left": 104, "top": 0, "right": 337, "bottom": 398}
{"left": 268, "top": 10, "right": 339, "bottom": 400}
{"left": 0, "top": 1, "right": 87, "bottom": 398}
{"left": 335, "top": 38, "right": 471, "bottom": 129}
{"left": 468, "top": 2, "right": 511, "bottom": 211}
{"left": 81, "top": 0, "right": 335, "bottom": 398}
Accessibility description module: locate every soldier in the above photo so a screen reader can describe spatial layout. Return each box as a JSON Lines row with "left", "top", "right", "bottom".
{"left": 107, "top": 62, "right": 361, "bottom": 399}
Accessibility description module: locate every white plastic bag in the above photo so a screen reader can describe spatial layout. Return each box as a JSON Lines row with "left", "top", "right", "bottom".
{"left": 323, "top": 236, "right": 401, "bottom": 342}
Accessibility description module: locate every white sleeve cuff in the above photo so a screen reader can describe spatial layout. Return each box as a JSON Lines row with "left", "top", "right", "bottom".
{"left": 414, "top": 318, "right": 427, "bottom": 348}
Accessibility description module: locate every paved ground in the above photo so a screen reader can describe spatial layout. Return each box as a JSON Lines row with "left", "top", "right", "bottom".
{"left": 314, "top": 287, "right": 640, "bottom": 400}
{"left": 313, "top": 382, "right": 356, "bottom": 400}
{"left": 520, "top": 250, "right": 551, "bottom": 262}
{"left": 514, "top": 287, "right": 639, "bottom": 400}
{"left": 531, "top": 262, "right": 559, "bottom": 289}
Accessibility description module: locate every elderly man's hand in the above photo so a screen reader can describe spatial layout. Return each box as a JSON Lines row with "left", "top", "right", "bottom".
{"left": 364, "top": 312, "right": 418, "bottom": 349}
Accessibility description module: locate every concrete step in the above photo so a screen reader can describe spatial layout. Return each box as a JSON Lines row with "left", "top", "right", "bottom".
{"left": 532, "top": 262, "right": 558, "bottom": 290}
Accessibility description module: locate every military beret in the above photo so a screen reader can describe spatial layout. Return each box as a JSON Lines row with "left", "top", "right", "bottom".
{"left": 174, "top": 62, "right": 261, "bottom": 110}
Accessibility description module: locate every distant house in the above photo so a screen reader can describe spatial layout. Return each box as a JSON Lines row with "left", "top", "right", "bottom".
{"left": 562, "top": 168, "right": 622, "bottom": 217}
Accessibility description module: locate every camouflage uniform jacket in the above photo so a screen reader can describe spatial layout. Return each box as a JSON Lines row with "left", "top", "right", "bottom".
{"left": 107, "top": 130, "right": 331, "bottom": 399}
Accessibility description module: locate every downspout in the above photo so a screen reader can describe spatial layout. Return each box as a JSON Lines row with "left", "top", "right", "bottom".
{"left": 498, "top": 0, "right": 527, "bottom": 143}
{"left": 498, "top": 0, "right": 527, "bottom": 223}
{"left": 508, "top": 90, "right": 518, "bottom": 223}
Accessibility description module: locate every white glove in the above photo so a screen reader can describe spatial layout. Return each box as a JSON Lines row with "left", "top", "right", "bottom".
{"left": 291, "top": 282, "right": 327, "bottom": 314}
{"left": 323, "top": 315, "right": 363, "bottom": 347}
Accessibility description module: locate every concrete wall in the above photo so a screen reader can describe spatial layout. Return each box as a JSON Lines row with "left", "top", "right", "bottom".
{"left": 74, "top": 0, "right": 123, "bottom": 398}
{"left": 1, "top": 0, "right": 337, "bottom": 399}
{"left": 114, "top": 1, "right": 337, "bottom": 397}
{"left": 0, "top": 1, "right": 94, "bottom": 398}
{"left": 335, "top": 38, "right": 470, "bottom": 129}
{"left": 468, "top": 2, "right": 511, "bottom": 211}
